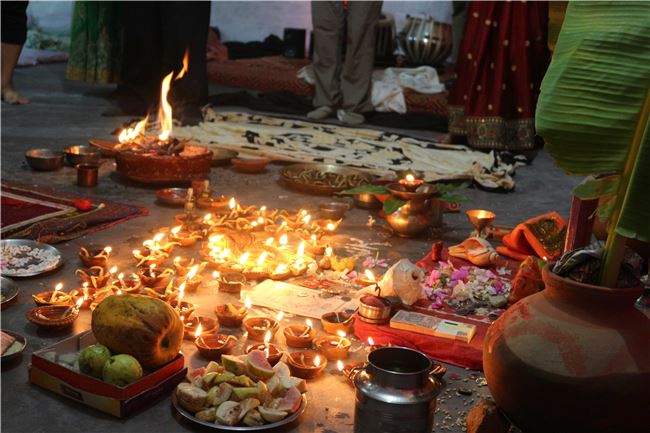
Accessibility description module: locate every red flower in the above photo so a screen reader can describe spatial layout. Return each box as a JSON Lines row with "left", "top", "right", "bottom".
{"left": 74, "top": 198, "right": 92, "bottom": 211}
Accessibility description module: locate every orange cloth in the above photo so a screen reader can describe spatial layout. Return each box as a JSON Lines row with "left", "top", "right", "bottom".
{"left": 499, "top": 212, "right": 567, "bottom": 261}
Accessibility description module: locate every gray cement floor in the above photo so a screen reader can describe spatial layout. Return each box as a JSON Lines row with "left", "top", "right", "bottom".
{"left": 1, "top": 63, "right": 581, "bottom": 433}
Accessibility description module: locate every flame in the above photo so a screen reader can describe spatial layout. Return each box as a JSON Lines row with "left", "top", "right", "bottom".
{"left": 194, "top": 322, "right": 203, "bottom": 339}
{"left": 109, "top": 266, "right": 118, "bottom": 275}
{"left": 279, "top": 234, "right": 288, "bottom": 246}
{"left": 302, "top": 214, "right": 311, "bottom": 225}
{"left": 364, "top": 269, "right": 376, "bottom": 281}
{"left": 229, "top": 198, "right": 236, "bottom": 210}
{"left": 337, "top": 330, "right": 347, "bottom": 338}
{"left": 104, "top": 246, "right": 112, "bottom": 254}
{"left": 132, "top": 249, "right": 141, "bottom": 256}
{"left": 118, "top": 116, "right": 148, "bottom": 144}
{"left": 219, "top": 248, "right": 231, "bottom": 259}
{"left": 257, "top": 252, "right": 268, "bottom": 267}
{"left": 325, "top": 246, "right": 333, "bottom": 257}
{"left": 245, "top": 296, "right": 252, "bottom": 310}
{"left": 239, "top": 252, "right": 250, "bottom": 265}
{"left": 174, "top": 256, "right": 181, "bottom": 263}
{"left": 116, "top": 289, "right": 123, "bottom": 295}
{"left": 265, "top": 237, "right": 274, "bottom": 246}
{"left": 153, "top": 233, "right": 165, "bottom": 243}
{"left": 311, "top": 234, "right": 317, "bottom": 241}
{"left": 54, "top": 283, "right": 63, "bottom": 292}
{"left": 118, "top": 272, "right": 125, "bottom": 280}
{"left": 326, "top": 222, "right": 335, "bottom": 231}
{"left": 178, "top": 281, "right": 186, "bottom": 300}
{"left": 297, "top": 241, "right": 305, "bottom": 257}
{"left": 203, "top": 213, "right": 212, "bottom": 222}
{"left": 171, "top": 226, "right": 182, "bottom": 235}
{"left": 76, "top": 297, "right": 84, "bottom": 307}
{"left": 406, "top": 174, "right": 415, "bottom": 183}
{"left": 213, "top": 271, "right": 220, "bottom": 279}
{"left": 158, "top": 71, "right": 174, "bottom": 141}
{"left": 299, "top": 209, "right": 307, "bottom": 216}
{"left": 176, "top": 49, "right": 189, "bottom": 80}
{"left": 260, "top": 206, "right": 267, "bottom": 212}
{"left": 274, "top": 264, "right": 287, "bottom": 274}
{"left": 367, "top": 337, "right": 375, "bottom": 346}
{"left": 83, "top": 282, "right": 89, "bottom": 288}
{"left": 257, "top": 217, "right": 264, "bottom": 224}
{"left": 314, "top": 355, "right": 321, "bottom": 367}
{"left": 305, "top": 318, "right": 313, "bottom": 328}
{"left": 276, "top": 311, "right": 284, "bottom": 321}
{"left": 186, "top": 264, "right": 199, "bottom": 280}
{"left": 209, "top": 234, "right": 224, "bottom": 244}
{"left": 337, "top": 360, "right": 344, "bottom": 371}
{"left": 264, "top": 330, "right": 271, "bottom": 344}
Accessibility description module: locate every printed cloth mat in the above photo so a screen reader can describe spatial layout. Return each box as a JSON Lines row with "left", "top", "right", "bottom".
{"left": 176, "top": 110, "right": 516, "bottom": 187}
{"left": 1, "top": 182, "right": 148, "bottom": 244}
{"left": 353, "top": 248, "right": 521, "bottom": 371}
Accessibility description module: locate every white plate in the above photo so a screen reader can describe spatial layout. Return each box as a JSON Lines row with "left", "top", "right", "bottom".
{"left": 0, "top": 239, "right": 64, "bottom": 277}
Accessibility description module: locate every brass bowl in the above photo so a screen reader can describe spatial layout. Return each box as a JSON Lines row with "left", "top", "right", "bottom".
{"left": 318, "top": 202, "right": 350, "bottom": 220}
{"left": 386, "top": 200, "right": 436, "bottom": 237}
{"left": 387, "top": 182, "right": 438, "bottom": 201}
{"left": 24, "top": 149, "right": 64, "bottom": 171}
{"left": 64, "top": 145, "right": 102, "bottom": 166}
{"left": 466, "top": 209, "right": 496, "bottom": 235}
{"left": 357, "top": 295, "right": 392, "bottom": 324}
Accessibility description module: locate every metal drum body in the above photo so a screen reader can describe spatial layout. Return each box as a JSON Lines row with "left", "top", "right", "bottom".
{"left": 399, "top": 16, "right": 452, "bottom": 66}
{"left": 353, "top": 347, "right": 441, "bottom": 433}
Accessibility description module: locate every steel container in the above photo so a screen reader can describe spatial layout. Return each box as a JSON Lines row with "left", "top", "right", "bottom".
{"left": 353, "top": 347, "right": 442, "bottom": 433}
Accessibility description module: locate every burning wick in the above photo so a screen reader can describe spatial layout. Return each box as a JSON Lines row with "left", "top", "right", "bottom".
{"left": 265, "top": 237, "right": 274, "bottom": 246}
{"left": 117, "top": 272, "right": 125, "bottom": 288}
{"left": 257, "top": 252, "right": 268, "bottom": 268}
{"left": 229, "top": 198, "right": 236, "bottom": 210}
{"left": 337, "top": 360, "right": 344, "bottom": 372}
{"left": 244, "top": 296, "right": 252, "bottom": 311}
{"left": 103, "top": 246, "right": 112, "bottom": 255}
{"left": 364, "top": 269, "right": 376, "bottom": 282}
{"left": 263, "top": 330, "right": 271, "bottom": 357}
{"left": 279, "top": 234, "right": 288, "bottom": 248}
{"left": 300, "top": 319, "right": 313, "bottom": 337}
{"left": 149, "top": 264, "right": 156, "bottom": 277}
{"left": 50, "top": 283, "right": 63, "bottom": 302}
{"left": 194, "top": 322, "right": 203, "bottom": 340}
{"left": 335, "top": 330, "right": 347, "bottom": 348}
{"left": 297, "top": 241, "right": 305, "bottom": 257}
{"left": 406, "top": 174, "right": 415, "bottom": 183}
{"left": 326, "top": 222, "right": 335, "bottom": 231}
{"left": 367, "top": 337, "right": 375, "bottom": 346}
{"left": 325, "top": 246, "right": 333, "bottom": 257}
{"left": 239, "top": 252, "right": 250, "bottom": 266}
{"left": 276, "top": 310, "right": 285, "bottom": 322}
{"left": 171, "top": 226, "right": 182, "bottom": 236}
{"left": 302, "top": 214, "right": 311, "bottom": 225}
{"left": 174, "top": 256, "right": 181, "bottom": 263}
{"left": 177, "top": 281, "right": 186, "bottom": 309}
{"left": 82, "top": 282, "right": 89, "bottom": 300}
{"left": 109, "top": 266, "right": 118, "bottom": 276}
{"left": 116, "top": 289, "right": 123, "bottom": 296}
{"left": 314, "top": 355, "right": 321, "bottom": 368}
{"left": 209, "top": 234, "right": 224, "bottom": 244}
{"left": 213, "top": 271, "right": 220, "bottom": 280}
{"left": 203, "top": 213, "right": 212, "bottom": 223}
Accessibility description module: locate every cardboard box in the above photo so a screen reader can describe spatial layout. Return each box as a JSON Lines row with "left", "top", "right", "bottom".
{"left": 390, "top": 310, "right": 477, "bottom": 343}
{"left": 29, "top": 330, "right": 186, "bottom": 417}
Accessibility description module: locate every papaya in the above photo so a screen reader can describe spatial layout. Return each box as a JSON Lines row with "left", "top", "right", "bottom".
{"left": 91, "top": 294, "right": 183, "bottom": 369}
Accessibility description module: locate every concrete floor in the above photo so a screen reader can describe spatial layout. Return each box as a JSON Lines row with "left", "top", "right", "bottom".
{"left": 1, "top": 63, "right": 581, "bottom": 433}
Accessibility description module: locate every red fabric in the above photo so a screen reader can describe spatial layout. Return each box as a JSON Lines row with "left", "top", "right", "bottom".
{"left": 449, "top": 1, "right": 549, "bottom": 119}
{"left": 1, "top": 196, "right": 65, "bottom": 228}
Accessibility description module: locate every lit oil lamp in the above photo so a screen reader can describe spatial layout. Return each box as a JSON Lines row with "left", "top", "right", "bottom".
{"left": 173, "top": 256, "right": 198, "bottom": 276}
{"left": 112, "top": 272, "right": 142, "bottom": 294}
{"left": 195, "top": 325, "right": 238, "bottom": 359}
{"left": 69, "top": 282, "right": 94, "bottom": 309}
{"left": 143, "top": 232, "right": 178, "bottom": 254}
{"left": 182, "top": 264, "right": 203, "bottom": 292}
{"left": 32, "top": 282, "right": 72, "bottom": 306}
{"left": 170, "top": 225, "right": 202, "bottom": 247}
{"left": 284, "top": 318, "right": 316, "bottom": 348}
{"left": 314, "top": 330, "right": 351, "bottom": 360}
{"left": 466, "top": 209, "right": 497, "bottom": 238}
{"left": 215, "top": 296, "right": 249, "bottom": 327}
{"left": 320, "top": 311, "right": 354, "bottom": 335}
{"left": 243, "top": 311, "right": 281, "bottom": 341}
{"left": 132, "top": 247, "right": 168, "bottom": 267}
{"left": 318, "top": 246, "right": 333, "bottom": 270}
{"left": 246, "top": 331, "right": 283, "bottom": 366}
{"left": 357, "top": 269, "right": 379, "bottom": 287}
{"left": 137, "top": 264, "right": 173, "bottom": 289}
{"left": 366, "top": 336, "right": 385, "bottom": 352}
{"left": 79, "top": 245, "right": 111, "bottom": 267}
{"left": 183, "top": 316, "right": 218, "bottom": 340}
{"left": 76, "top": 266, "right": 112, "bottom": 289}
{"left": 217, "top": 271, "right": 246, "bottom": 293}
{"left": 27, "top": 298, "right": 83, "bottom": 329}
{"left": 270, "top": 263, "right": 290, "bottom": 280}
{"left": 287, "top": 351, "right": 326, "bottom": 379}
{"left": 170, "top": 282, "right": 197, "bottom": 320}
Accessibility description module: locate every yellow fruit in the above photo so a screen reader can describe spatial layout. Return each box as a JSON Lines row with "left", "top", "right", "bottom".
{"left": 91, "top": 294, "right": 183, "bottom": 369}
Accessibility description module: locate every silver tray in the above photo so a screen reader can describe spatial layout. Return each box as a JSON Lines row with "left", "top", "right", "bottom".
{"left": 0, "top": 239, "right": 64, "bottom": 277}
{"left": 280, "top": 163, "right": 371, "bottom": 196}
{"left": 172, "top": 392, "right": 306, "bottom": 431}
{"left": 1, "top": 277, "right": 19, "bottom": 308}
{"left": 1, "top": 329, "right": 27, "bottom": 362}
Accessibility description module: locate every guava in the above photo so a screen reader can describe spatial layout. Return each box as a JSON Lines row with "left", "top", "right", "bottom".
{"left": 102, "top": 354, "right": 143, "bottom": 386}
{"left": 78, "top": 344, "right": 112, "bottom": 378}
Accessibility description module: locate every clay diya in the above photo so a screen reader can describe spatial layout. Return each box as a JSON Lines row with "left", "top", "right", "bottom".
{"left": 232, "top": 157, "right": 271, "bottom": 174}
{"left": 195, "top": 333, "right": 238, "bottom": 359}
{"left": 27, "top": 302, "right": 81, "bottom": 328}
{"left": 169, "top": 299, "right": 197, "bottom": 320}
{"left": 217, "top": 272, "right": 246, "bottom": 293}
{"left": 243, "top": 316, "right": 280, "bottom": 341}
{"left": 169, "top": 225, "right": 202, "bottom": 247}
{"left": 32, "top": 283, "right": 72, "bottom": 306}
{"left": 137, "top": 265, "right": 173, "bottom": 289}
{"left": 287, "top": 351, "right": 326, "bottom": 379}
{"left": 357, "top": 295, "right": 392, "bottom": 324}
{"left": 399, "top": 173, "right": 425, "bottom": 192}
{"left": 112, "top": 273, "right": 142, "bottom": 294}
{"left": 79, "top": 245, "right": 111, "bottom": 267}
{"left": 132, "top": 248, "right": 168, "bottom": 267}
{"left": 246, "top": 342, "right": 283, "bottom": 367}
{"left": 314, "top": 331, "right": 351, "bottom": 360}
{"left": 180, "top": 265, "right": 204, "bottom": 292}
{"left": 183, "top": 316, "right": 219, "bottom": 340}
{"left": 76, "top": 266, "right": 111, "bottom": 289}
{"left": 269, "top": 264, "right": 291, "bottom": 280}
{"left": 284, "top": 320, "right": 316, "bottom": 349}
{"left": 356, "top": 269, "right": 380, "bottom": 287}
{"left": 173, "top": 257, "right": 199, "bottom": 276}
{"left": 314, "top": 218, "right": 342, "bottom": 233}
{"left": 215, "top": 303, "right": 248, "bottom": 327}
{"left": 321, "top": 311, "right": 354, "bottom": 335}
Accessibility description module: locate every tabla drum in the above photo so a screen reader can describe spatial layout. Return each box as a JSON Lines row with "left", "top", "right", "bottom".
{"left": 375, "top": 12, "right": 396, "bottom": 65}
{"left": 398, "top": 16, "right": 452, "bottom": 66}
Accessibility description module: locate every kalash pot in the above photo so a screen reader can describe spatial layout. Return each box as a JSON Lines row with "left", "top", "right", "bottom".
{"left": 352, "top": 347, "right": 442, "bottom": 433}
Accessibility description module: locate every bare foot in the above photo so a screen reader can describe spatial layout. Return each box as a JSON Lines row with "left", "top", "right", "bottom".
{"left": 1, "top": 87, "right": 29, "bottom": 104}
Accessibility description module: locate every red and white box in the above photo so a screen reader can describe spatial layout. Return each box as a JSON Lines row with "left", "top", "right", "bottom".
{"left": 29, "top": 330, "right": 186, "bottom": 417}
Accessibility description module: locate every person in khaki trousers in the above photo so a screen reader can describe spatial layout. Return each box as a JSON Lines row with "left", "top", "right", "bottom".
{"left": 308, "top": 1, "right": 382, "bottom": 125}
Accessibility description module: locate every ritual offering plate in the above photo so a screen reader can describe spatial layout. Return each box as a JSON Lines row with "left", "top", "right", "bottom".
{"left": 1, "top": 330, "right": 26, "bottom": 362}
{"left": 88, "top": 138, "right": 118, "bottom": 157}
{"left": 0, "top": 240, "right": 64, "bottom": 277}
{"left": 115, "top": 142, "right": 213, "bottom": 184}
{"left": 280, "top": 163, "right": 372, "bottom": 195}
{"left": 156, "top": 188, "right": 189, "bottom": 207}
{"left": 1, "top": 277, "right": 19, "bottom": 308}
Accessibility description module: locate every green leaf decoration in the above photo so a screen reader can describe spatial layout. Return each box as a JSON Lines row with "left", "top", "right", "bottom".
{"left": 383, "top": 197, "right": 406, "bottom": 215}
{"left": 597, "top": 197, "right": 616, "bottom": 223}
{"left": 338, "top": 185, "right": 389, "bottom": 195}
{"left": 573, "top": 175, "right": 620, "bottom": 200}
{"left": 536, "top": 1, "right": 650, "bottom": 244}
{"left": 440, "top": 194, "right": 469, "bottom": 204}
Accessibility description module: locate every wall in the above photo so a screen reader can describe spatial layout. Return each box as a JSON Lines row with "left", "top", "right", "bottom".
{"left": 27, "top": 0, "right": 452, "bottom": 42}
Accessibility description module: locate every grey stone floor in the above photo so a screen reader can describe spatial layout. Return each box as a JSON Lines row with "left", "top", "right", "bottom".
{"left": 1, "top": 63, "right": 581, "bottom": 433}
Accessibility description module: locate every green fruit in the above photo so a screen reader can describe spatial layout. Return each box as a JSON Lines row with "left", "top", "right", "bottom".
{"left": 102, "top": 354, "right": 143, "bottom": 386}
{"left": 245, "top": 350, "right": 274, "bottom": 380}
{"left": 231, "top": 387, "right": 259, "bottom": 401}
{"left": 78, "top": 344, "right": 112, "bottom": 378}
{"left": 221, "top": 354, "right": 246, "bottom": 375}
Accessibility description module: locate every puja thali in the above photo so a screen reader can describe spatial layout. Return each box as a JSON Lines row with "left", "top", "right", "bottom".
{"left": 280, "top": 163, "right": 372, "bottom": 195}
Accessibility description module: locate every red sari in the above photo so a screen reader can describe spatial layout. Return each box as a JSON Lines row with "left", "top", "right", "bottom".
{"left": 449, "top": 1, "right": 549, "bottom": 151}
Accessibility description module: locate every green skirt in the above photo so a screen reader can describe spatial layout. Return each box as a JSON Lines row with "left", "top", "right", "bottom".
{"left": 66, "top": 1, "right": 123, "bottom": 83}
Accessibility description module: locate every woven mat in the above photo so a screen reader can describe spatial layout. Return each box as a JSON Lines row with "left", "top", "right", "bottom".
{"left": 1, "top": 182, "right": 148, "bottom": 244}
{"left": 176, "top": 110, "right": 514, "bottom": 186}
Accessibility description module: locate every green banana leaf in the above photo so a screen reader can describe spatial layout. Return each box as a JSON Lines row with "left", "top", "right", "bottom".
{"left": 536, "top": 1, "right": 650, "bottom": 243}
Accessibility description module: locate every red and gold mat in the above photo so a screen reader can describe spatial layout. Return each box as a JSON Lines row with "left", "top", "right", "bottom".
{"left": 1, "top": 181, "right": 148, "bottom": 243}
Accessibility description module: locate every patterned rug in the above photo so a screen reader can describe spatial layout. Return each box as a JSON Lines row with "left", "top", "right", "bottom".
{"left": 176, "top": 110, "right": 516, "bottom": 188}
{"left": 1, "top": 182, "right": 148, "bottom": 243}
